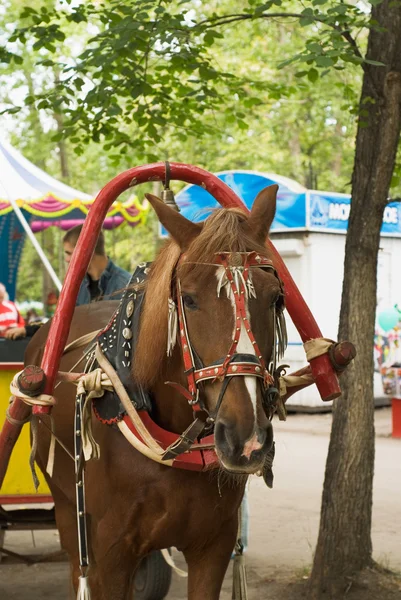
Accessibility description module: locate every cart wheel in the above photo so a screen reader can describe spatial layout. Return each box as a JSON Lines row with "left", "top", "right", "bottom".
{"left": 133, "top": 549, "right": 172, "bottom": 600}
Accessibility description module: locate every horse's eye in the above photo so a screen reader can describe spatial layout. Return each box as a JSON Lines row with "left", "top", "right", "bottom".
{"left": 182, "top": 294, "right": 198, "bottom": 310}
{"left": 270, "top": 294, "right": 279, "bottom": 307}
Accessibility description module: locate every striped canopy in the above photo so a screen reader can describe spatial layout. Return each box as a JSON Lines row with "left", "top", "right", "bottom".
{"left": 0, "top": 140, "right": 147, "bottom": 300}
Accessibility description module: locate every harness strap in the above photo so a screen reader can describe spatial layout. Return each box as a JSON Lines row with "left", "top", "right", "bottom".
{"left": 74, "top": 392, "right": 89, "bottom": 571}
{"left": 165, "top": 381, "right": 196, "bottom": 403}
{"left": 95, "top": 344, "right": 165, "bottom": 456}
{"left": 161, "top": 418, "right": 206, "bottom": 461}
{"left": 64, "top": 330, "right": 102, "bottom": 355}
{"left": 96, "top": 345, "right": 211, "bottom": 461}
{"left": 195, "top": 362, "right": 268, "bottom": 384}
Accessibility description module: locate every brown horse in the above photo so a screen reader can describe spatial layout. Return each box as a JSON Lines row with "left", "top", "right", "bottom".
{"left": 26, "top": 184, "right": 283, "bottom": 599}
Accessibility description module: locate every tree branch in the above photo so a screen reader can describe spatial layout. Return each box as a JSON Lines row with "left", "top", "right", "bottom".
{"left": 196, "top": 11, "right": 366, "bottom": 68}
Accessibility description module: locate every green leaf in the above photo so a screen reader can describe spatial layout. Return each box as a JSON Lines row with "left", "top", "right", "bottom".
{"left": 300, "top": 17, "right": 314, "bottom": 27}
{"left": 254, "top": 3, "right": 274, "bottom": 16}
{"left": 307, "top": 68, "right": 319, "bottom": 83}
{"left": 364, "top": 59, "right": 386, "bottom": 67}
{"left": 306, "top": 42, "right": 322, "bottom": 54}
{"left": 315, "top": 55, "right": 334, "bottom": 68}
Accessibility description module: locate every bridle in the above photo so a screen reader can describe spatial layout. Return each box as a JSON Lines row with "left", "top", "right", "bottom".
{"left": 166, "top": 251, "right": 286, "bottom": 424}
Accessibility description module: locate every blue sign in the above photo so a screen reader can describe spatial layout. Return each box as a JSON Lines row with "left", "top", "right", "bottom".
{"left": 160, "top": 171, "right": 401, "bottom": 238}
{"left": 308, "top": 192, "right": 401, "bottom": 236}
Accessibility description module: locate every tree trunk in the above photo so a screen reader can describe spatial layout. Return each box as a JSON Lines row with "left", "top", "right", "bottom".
{"left": 53, "top": 110, "right": 70, "bottom": 180}
{"left": 309, "top": 4, "right": 401, "bottom": 598}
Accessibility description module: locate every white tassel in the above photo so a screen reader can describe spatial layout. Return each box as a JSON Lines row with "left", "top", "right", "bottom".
{"left": 77, "top": 575, "right": 91, "bottom": 600}
{"left": 234, "top": 268, "right": 241, "bottom": 296}
{"left": 232, "top": 267, "right": 254, "bottom": 300}
{"left": 246, "top": 271, "right": 257, "bottom": 299}
{"left": 217, "top": 268, "right": 228, "bottom": 298}
{"left": 167, "top": 298, "right": 178, "bottom": 356}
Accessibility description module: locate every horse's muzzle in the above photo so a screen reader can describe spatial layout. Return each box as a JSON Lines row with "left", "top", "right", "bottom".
{"left": 214, "top": 419, "right": 274, "bottom": 474}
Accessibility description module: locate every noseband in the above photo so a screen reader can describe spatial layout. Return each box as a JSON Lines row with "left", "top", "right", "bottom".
{"left": 167, "top": 251, "right": 286, "bottom": 421}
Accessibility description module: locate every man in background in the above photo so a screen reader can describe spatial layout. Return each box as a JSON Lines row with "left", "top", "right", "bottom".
{"left": 63, "top": 224, "right": 131, "bottom": 305}
{"left": 0, "top": 283, "right": 25, "bottom": 338}
{"left": 6, "top": 226, "right": 131, "bottom": 340}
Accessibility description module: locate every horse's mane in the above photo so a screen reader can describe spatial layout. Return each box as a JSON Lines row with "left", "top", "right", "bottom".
{"left": 133, "top": 208, "right": 270, "bottom": 386}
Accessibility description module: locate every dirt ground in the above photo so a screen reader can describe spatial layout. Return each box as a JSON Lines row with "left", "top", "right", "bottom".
{"left": 0, "top": 408, "right": 400, "bottom": 599}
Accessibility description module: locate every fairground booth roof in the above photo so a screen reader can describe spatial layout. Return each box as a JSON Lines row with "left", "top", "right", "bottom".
{"left": 162, "top": 171, "right": 401, "bottom": 237}
{"left": 0, "top": 140, "right": 147, "bottom": 300}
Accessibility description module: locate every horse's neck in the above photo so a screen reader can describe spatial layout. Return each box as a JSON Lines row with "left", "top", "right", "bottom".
{"left": 150, "top": 350, "right": 194, "bottom": 434}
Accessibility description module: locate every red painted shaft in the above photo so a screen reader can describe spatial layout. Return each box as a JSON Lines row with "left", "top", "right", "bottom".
{"left": 32, "top": 162, "right": 339, "bottom": 416}
{"left": 265, "top": 245, "right": 340, "bottom": 400}
{"left": 0, "top": 400, "right": 31, "bottom": 488}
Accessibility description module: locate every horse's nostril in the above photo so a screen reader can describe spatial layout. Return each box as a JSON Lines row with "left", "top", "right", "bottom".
{"left": 215, "top": 420, "right": 236, "bottom": 453}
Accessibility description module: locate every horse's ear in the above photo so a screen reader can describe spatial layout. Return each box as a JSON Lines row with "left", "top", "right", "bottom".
{"left": 248, "top": 185, "right": 278, "bottom": 243}
{"left": 145, "top": 193, "right": 202, "bottom": 250}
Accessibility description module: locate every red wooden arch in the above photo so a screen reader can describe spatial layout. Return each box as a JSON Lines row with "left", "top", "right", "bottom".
{"left": 33, "top": 162, "right": 340, "bottom": 416}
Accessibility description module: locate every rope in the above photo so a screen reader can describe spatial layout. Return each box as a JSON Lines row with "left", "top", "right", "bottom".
{"left": 5, "top": 331, "right": 100, "bottom": 489}
{"left": 46, "top": 369, "right": 109, "bottom": 471}
{"left": 161, "top": 549, "right": 187, "bottom": 578}
{"left": 5, "top": 405, "right": 31, "bottom": 426}
{"left": 63, "top": 330, "right": 101, "bottom": 355}
{"left": 29, "top": 417, "right": 40, "bottom": 490}
{"left": 278, "top": 373, "right": 315, "bottom": 398}
{"left": 117, "top": 421, "right": 174, "bottom": 466}
{"left": 38, "top": 416, "right": 75, "bottom": 462}
{"left": 76, "top": 369, "right": 113, "bottom": 398}
{"left": 276, "top": 338, "right": 335, "bottom": 399}
{"left": 45, "top": 416, "right": 57, "bottom": 478}
{"left": 95, "top": 345, "right": 165, "bottom": 456}
{"left": 303, "top": 337, "right": 335, "bottom": 361}
{"left": 9, "top": 373, "right": 56, "bottom": 407}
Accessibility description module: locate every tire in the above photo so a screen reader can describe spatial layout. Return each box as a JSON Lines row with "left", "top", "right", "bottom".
{"left": 133, "top": 550, "right": 172, "bottom": 600}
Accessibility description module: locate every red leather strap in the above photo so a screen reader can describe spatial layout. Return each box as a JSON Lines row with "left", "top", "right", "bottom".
{"left": 172, "top": 251, "right": 279, "bottom": 409}
{"left": 195, "top": 362, "right": 273, "bottom": 383}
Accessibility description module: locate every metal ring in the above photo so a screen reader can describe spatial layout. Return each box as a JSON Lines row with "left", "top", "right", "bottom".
{"left": 164, "top": 161, "right": 171, "bottom": 190}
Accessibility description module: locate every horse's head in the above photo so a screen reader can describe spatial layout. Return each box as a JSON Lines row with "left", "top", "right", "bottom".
{"left": 135, "top": 186, "right": 286, "bottom": 474}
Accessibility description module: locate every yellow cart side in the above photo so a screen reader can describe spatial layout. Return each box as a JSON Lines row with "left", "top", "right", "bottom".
{"left": 0, "top": 341, "right": 51, "bottom": 505}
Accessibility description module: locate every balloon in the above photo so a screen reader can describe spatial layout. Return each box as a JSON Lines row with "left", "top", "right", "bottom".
{"left": 378, "top": 308, "right": 400, "bottom": 332}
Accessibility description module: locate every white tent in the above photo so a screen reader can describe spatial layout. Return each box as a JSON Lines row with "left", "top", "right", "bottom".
{"left": 0, "top": 139, "right": 90, "bottom": 203}
{"left": 0, "top": 139, "right": 90, "bottom": 299}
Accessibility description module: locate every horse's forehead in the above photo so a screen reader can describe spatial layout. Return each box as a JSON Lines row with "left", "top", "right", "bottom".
{"left": 179, "top": 263, "right": 278, "bottom": 292}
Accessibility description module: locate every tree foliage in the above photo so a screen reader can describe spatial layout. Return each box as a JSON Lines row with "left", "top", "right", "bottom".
{"left": 1, "top": 1, "right": 378, "bottom": 166}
